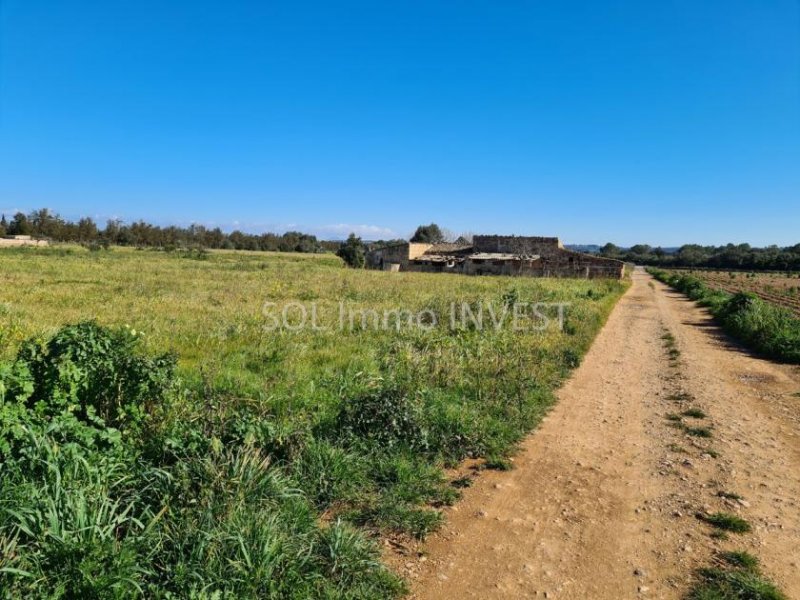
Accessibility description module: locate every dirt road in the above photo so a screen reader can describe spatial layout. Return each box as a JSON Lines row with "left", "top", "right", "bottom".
{"left": 406, "top": 268, "right": 800, "bottom": 599}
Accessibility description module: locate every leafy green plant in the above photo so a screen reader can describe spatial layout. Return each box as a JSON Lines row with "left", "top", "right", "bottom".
{"left": 336, "top": 383, "right": 428, "bottom": 451}
{"left": 10, "top": 321, "right": 176, "bottom": 431}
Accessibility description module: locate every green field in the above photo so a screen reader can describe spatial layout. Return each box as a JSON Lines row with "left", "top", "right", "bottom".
{"left": 0, "top": 246, "right": 627, "bottom": 598}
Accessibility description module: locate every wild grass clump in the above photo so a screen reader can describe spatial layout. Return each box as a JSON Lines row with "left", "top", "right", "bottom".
{"left": 716, "top": 491, "right": 743, "bottom": 501}
{"left": 686, "top": 426, "right": 713, "bottom": 438}
{"left": 697, "top": 512, "right": 752, "bottom": 534}
{"left": 648, "top": 269, "right": 800, "bottom": 363}
{"left": 688, "top": 551, "right": 786, "bottom": 600}
{"left": 683, "top": 408, "right": 707, "bottom": 419}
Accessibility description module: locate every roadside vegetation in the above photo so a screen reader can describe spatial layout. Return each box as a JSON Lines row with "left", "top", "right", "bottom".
{"left": 688, "top": 552, "right": 786, "bottom": 600}
{"left": 0, "top": 246, "right": 627, "bottom": 597}
{"left": 648, "top": 269, "right": 800, "bottom": 363}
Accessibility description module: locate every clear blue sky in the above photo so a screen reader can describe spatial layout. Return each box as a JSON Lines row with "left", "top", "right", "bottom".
{"left": 1, "top": 1, "right": 798, "bottom": 246}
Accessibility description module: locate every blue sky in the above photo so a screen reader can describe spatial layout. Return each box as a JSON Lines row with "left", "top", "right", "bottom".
{"left": 1, "top": 1, "right": 798, "bottom": 246}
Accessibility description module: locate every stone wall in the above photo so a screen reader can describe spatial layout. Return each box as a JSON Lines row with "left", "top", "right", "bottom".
{"left": 366, "top": 242, "right": 431, "bottom": 270}
{"left": 473, "top": 235, "right": 563, "bottom": 255}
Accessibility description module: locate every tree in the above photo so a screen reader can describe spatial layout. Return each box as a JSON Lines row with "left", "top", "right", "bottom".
{"left": 28, "top": 208, "right": 65, "bottom": 239}
{"left": 410, "top": 223, "right": 445, "bottom": 244}
{"left": 456, "top": 231, "right": 475, "bottom": 244}
{"left": 600, "top": 243, "right": 621, "bottom": 257}
{"left": 628, "top": 244, "right": 653, "bottom": 256}
{"left": 337, "top": 233, "right": 366, "bottom": 268}
{"left": 7, "top": 212, "right": 32, "bottom": 236}
{"left": 76, "top": 217, "right": 99, "bottom": 242}
{"left": 0, "top": 214, "right": 7, "bottom": 237}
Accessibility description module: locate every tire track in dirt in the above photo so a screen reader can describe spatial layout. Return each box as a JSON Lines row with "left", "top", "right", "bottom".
{"left": 400, "top": 268, "right": 800, "bottom": 599}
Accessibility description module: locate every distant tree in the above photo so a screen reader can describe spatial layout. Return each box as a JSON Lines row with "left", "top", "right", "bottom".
{"left": 456, "top": 231, "right": 475, "bottom": 244}
{"left": 599, "top": 242, "right": 621, "bottom": 257}
{"left": 440, "top": 228, "right": 458, "bottom": 243}
{"left": 337, "top": 233, "right": 366, "bottom": 268}
{"left": 676, "top": 244, "right": 708, "bottom": 267}
{"left": 28, "top": 208, "right": 66, "bottom": 239}
{"left": 103, "top": 219, "right": 124, "bottom": 245}
{"left": 410, "top": 223, "right": 445, "bottom": 244}
{"left": 628, "top": 244, "right": 653, "bottom": 256}
{"left": 75, "top": 217, "right": 99, "bottom": 242}
{"left": 0, "top": 214, "right": 7, "bottom": 237}
{"left": 7, "top": 212, "right": 32, "bottom": 236}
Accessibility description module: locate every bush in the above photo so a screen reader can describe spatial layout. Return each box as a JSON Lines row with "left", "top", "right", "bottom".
{"left": 336, "top": 384, "right": 427, "bottom": 451}
{"left": 337, "top": 234, "right": 366, "bottom": 268}
{"left": 9, "top": 321, "right": 176, "bottom": 431}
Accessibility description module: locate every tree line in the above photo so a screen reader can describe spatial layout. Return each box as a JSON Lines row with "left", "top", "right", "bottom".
{"left": 5, "top": 211, "right": 797, "bottom": 271}
{"left": 600, "top": 242, "right": 800, "bottom": 271}
{"left": 0, "top": 209, "right": 340, "bottom": 253}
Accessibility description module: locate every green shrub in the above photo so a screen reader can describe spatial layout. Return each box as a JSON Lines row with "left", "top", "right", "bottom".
{"left": 10, "top": 321, "right": 176, "bottom": 430}
{"left": 336, "top": 383, "right": 427, "bottom": 451}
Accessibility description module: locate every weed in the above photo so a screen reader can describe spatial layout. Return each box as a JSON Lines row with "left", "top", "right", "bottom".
{"left": 451, "top": 476, "right": 473, "bottom": 489}
{"left": 688, "top": 555, "right": 786, "bottom": 600}
{"left": 668, "top": 391, "right": 694, "bottom": 403}
{"left": 716, "top": 491, "right": 743, "bottom": 501}
{"left": 697, "top": 512, "right": 752, "bottom": 534}
{"left": 686, "top": 426, "right": 713, "bottom": 438}
{"left": 484, "top": 456, "right": 513, "bottom": 471}
{"left": 720, "top": 551, "right": 759, "bottom": 570}
{"left": 667, "top": 443, "right": 688, "bottom": 453}
{"left": 683, "top": 408, "right": 707, "bottom": 419}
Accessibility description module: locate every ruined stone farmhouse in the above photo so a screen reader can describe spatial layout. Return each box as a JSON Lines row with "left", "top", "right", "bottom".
{"left": 366, "top": 235, "right": 624, "bottom": 279}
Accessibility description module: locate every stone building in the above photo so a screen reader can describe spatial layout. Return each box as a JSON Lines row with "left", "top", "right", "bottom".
{"left": 366, "top": 235, "right": 624, "bottom": 279}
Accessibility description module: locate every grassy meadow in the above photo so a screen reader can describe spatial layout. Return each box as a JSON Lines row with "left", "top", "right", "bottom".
{"left": 0, "top": 246, "right": 627, "bottom": 598}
